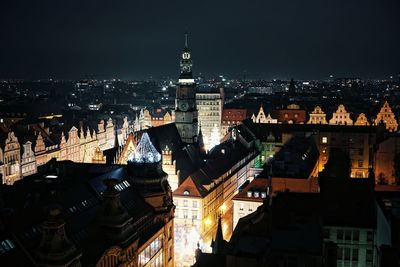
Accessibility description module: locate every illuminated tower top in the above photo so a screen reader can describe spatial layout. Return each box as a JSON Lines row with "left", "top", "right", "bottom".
{"left": 179, "top": 33, "right": 194, "bottom": 84}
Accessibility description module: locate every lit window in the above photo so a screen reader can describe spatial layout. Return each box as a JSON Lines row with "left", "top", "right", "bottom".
{"left": 322, "top": 137, "right": 328, "bottom": 143}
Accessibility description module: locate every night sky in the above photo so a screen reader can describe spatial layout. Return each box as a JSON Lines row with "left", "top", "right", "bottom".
{"left": 0, "top": 0, "right": 399, "bottom": 80}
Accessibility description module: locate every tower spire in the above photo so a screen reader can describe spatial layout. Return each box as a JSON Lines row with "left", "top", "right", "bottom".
{"left": 184, "top": 32, "right": 188, "bottom": 48}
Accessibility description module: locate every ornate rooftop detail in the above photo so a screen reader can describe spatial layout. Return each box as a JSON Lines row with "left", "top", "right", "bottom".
{"left": 128, "top": 132, "right": 161, "bottom": 163}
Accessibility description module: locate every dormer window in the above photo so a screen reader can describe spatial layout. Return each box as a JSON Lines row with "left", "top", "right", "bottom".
{"left": 254, "top": 191, "right": 259, "bottom": 198}
{"left": 183, "top": 190, "right": 190, "bottom": 196}
{"left": 247, "top": 191, "right": 252, "bottom": 197}
{"left": 261, "top": 192, "right": 267, "bottom": 198}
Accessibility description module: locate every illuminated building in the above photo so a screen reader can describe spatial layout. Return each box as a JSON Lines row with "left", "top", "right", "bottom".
{"left": 255, "top": 132, "right": 282, "bottom": 166}
{"left": 252, "top": 105, "right": 277, "bottom": 124}
{"left": 276, "top": 104, "right": 306, "bottom": 124}
{"left": 232, "top": 177, "right": 269, "bottom": 229}
{"left": 374, "top": 100, "right": 398, "bottom": 132}
{"left": 161, "top": 145, "right": 179, "bottom": 191}
{"left": 150, "top": 108, "right": 173, "bottom": 128}
{"left": 0, "top": 132, "right": 21, "bottom": 184}
{"left": 173, "top": 126, "right": 260, "bottom": 256}
{"left": 355, "top": 113, "right": 370, "bottom": 126}
{"left": 137, "top": 108, "right": 152, "bottom": 130}
{"left": 0, "top": 132, "right": 175, "bottom": 267}
{"left": 329, "top": 104, "right": 353, "bottom": 125}
{"left": 20, "top": 141, "right": 37, "bottom": 177}
{"left": 196, "top": 88, "right": 224, "bottom": 149}
{"left": 374, "top": 135, "right": 400, "bottom": 185}
{"left": 220, "top": 108, "right": 248, "bottom": 137}
{"left": 0, "top": 117, "right": 129, "bottom": 184}
{"left": 307, "top": 106, "right": 328, "bottom": 124}
{"left": 244, "top": 121, "right": 377, "bottom": 179}
{"left": 175, "top": 34, "right": 198, "bottom": 144}
{"left": 92, "top": 147, "right": 106, "bottom": 164}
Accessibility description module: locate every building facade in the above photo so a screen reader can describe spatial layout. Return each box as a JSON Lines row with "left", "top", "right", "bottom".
{"left": 221, "top": 108, "right": 247, "bottom": 137}
{"left": 232, "top": 177, "right": 269, "bottom": 229}
{"left": 307, "top": 106, "right": 328, "bottom": 124}
{"left": 173, "top": 129, "right": 260, "bottom": 255}
{"left": 196, "top": 88, "right": 224, "bottom": 150}
{"left": 355, "top": 113, "right": 370, "bottom": 126}
{"left": 374, "top": 101, "right": 398, "bottom": 132}
{"left": 276, "top": 104, "right": 307, "bottom": 124}
{"left": 0, "top": 117, "right": 128, "bottom": 184}
{"left": 329, "top": 104, "right": 353, "bottom": 125}
{"left": 0, "top": 132, "right": 175, "bottom": 267}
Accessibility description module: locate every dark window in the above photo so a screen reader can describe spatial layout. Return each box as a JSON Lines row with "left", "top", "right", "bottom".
{"left": 337, "top": 247, "right": 343, "bottom": 259}
{"left": 366, "top": 249, "right": 373, "bottom": 262}
{"left": 323, "top": 229, "right": 330, "bottom": 239}
{"left": 345, "top": 230, "right": 351, "bottom": 240}
{"left": 337, "top": 230, "right": 344, "bottom": 240}
{"left": 353, "top": 230, "right": 359, "bottom": 241}
{"left": 344, "top": 248, "right": 351, "bottom": 260}
{"left": 367, "top": 231, "right": 373, "bottom": 242}
{"left": 352, "top": 248, "right": 358, "bottom": 261}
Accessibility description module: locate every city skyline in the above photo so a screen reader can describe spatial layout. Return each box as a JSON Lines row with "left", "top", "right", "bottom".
{"left": 1, "top": 0, "right": 399, "bottom": 80}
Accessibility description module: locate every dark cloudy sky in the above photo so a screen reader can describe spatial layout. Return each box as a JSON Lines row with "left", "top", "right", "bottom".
{"left": 0, "top": 0, "right": 399, "bottom": 80}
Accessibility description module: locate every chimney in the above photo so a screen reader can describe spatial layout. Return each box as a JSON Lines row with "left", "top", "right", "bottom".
{"left": 35, "top": 207, "right": 81, "bottom": 266}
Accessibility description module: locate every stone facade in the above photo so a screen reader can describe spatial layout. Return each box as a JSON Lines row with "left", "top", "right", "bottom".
{"left": 0, "top": 132, "right": 21, "bottom": 184}
{"left": 329, "top": 104, "right": 353, "bottom": 125}
{"left": 374, "top": 101, "right": 398, "bottom": 132}
{"left": 354, "top": 113, "right": 370, "bottom": 126}
{"left": 307, "top": 106, "right": 328, "bottom": 124}
{"left": 0, "top": 117, "right": 129, "bottom": 184}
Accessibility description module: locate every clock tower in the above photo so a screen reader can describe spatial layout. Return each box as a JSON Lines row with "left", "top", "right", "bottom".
{"left": 175, "top": 34, "right": 198, "bottom": 144}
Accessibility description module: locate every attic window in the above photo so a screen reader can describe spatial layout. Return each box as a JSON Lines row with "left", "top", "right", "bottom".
{"left": 114, "top": 180, "right": 131, "bottom": 191}
{"left": 247, "top": 191, "right": 252, "bottom": 197}
{"left": 261, "top": 192, "right": 267, "bottom": 198}
{"left": 254, "top": 191, "right": 260, "bottom": 198}
{"left": 183, "top": 190, "right": 190, "bottom": 196}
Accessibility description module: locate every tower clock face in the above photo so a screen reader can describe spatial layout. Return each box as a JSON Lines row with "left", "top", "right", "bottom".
{"left": 183, "top": 52, "right": 191, "bottom": 60}
{"left": 179, "top": 102, "right": 188, "bottom": 111}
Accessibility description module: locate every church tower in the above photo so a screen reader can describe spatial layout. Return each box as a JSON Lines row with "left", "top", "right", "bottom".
{"left": 175, "top": 33, "right": 198, "bottom": 144}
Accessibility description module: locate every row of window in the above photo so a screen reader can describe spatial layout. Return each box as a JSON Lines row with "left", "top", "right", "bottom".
{"left": 175, "top": 208, "right": 199, "bottom": 220}
{"left": 176, "top": 199, "right": 198, "bottom": 208}
{"left": 138, "top": 235, "right": 163, "bottom": 267}
{"left": 324, "top": 228, "right": 374, "bottom": 243}
{"left": 337, "top": 247, "right": 373, "bottom": 262}
{"left": 196, "top": 95, "right": 221, "bottom": 100}
{"left": 198, "top": 106, "right": 221, "bottom": 111}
